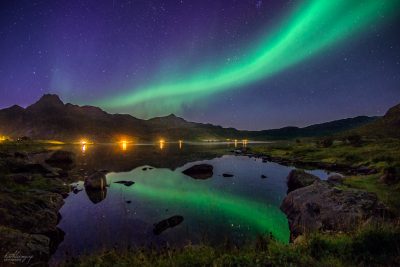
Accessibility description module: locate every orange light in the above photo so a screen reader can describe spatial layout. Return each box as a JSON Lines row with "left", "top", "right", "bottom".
{"left": 159, "top": 139, "right": 165, "bottom": 150}
{"left": 79, "top": 139, "right": 88, "bottom": 153}
{"left": 179, "top": 140, "right": 183, "bottom": 149}
{"left": 121, "top": 140, "right": 127, "bottom": 151}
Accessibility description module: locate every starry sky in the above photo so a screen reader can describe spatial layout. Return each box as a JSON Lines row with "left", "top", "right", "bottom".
{"left": 0, "top": 0, "right": 399, "bottom": 130}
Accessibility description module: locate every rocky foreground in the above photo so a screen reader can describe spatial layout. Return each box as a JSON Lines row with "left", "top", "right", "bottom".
{"left": 0, "top": 149, "right": 74, "bottom": 266}
{"left": 281, "top": 170, "right": 392, "bottom": 241}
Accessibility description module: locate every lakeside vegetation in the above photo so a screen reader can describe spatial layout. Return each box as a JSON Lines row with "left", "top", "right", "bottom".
{"left": 59, "top": 224, "right": 400, "bottom": 267}
{"left": 252, "top": 137, "right": 400, "bottom": 213}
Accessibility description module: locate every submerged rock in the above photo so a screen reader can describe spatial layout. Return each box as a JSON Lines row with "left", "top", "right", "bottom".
{"left": 114, "top": 181, "right": 135, "bottom": 187}
{"left": 182, "top": 164, "right": 213, "bottom": 179}
{"left": 280, "top": 180, "right": 390, "bottom": 241}
{"left": 222, "top": 173, "right": 234, "bottom": 177}
{"left": 286, "top": 169, "right": 319, "bottom": 193}
{"left": 153, "top": 215, "right": 184, "bottom": 235}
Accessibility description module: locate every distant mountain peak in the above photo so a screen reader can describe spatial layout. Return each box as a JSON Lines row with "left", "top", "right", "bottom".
{"left": 27, "top": 94, "right": 65, "bottom": 110}
{"left": 8, "top": 104, "right": 24, "bottom": 110}
{"left": 38, "top": 94, "right": 64, "bottom": 104}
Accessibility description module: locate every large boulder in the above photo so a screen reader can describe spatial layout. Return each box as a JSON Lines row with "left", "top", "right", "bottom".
{"left": 286, "top": 169, "right": 319, "bottom": 193}
{"left": 281, "top": 180, "right": 390, "bottom": 241}
{"left": 182, "top": 164, "right": 213, "bottom": 179}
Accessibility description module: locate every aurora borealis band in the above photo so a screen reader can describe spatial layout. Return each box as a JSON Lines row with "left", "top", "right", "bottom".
{"left": 0, "top": 0, "right": 399, "bottom": 129}
{"left": 100, "top": 0, "right": 400, "bottom": 114}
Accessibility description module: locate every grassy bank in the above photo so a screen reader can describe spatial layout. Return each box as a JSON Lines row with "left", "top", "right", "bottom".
{"left": 251, "top": 138, "right": 400, "bottom": 213}
{"left": 59, "top": 225, "right": 400, "bottom": 267}
{"left": 251, "top": 138, "right": 400, "bottom": 171}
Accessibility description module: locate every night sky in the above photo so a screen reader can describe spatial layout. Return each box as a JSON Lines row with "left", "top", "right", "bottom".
{"left": 0, "top": 0, "right": 399, "bottom": 130}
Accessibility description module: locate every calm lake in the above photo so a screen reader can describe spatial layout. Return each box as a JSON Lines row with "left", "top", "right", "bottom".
{"left": 50, "top": 142, "right": 332, "bottom": 263}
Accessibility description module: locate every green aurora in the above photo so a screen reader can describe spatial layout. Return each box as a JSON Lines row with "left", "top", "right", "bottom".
{"left": 100, "top": 0, "right": 399, "bottom": 115}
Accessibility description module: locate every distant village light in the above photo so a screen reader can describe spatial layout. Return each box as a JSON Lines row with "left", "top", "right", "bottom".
{"left": 159, "top": 139, "right": 165, "bottom": 150}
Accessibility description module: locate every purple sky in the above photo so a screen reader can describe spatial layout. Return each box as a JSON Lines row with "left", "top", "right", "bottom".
{"left": 0, "top": 0, "right": 399, "bottom": 130}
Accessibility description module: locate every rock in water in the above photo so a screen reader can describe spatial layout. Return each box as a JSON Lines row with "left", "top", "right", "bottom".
{"left": 85, "top": 188, "right": 107, "bottom": 204}
{"left": 182, "top": 164, "right": 213, "bottom": 179}
{"left": 45, "top": 150, "right": 75, "bottom": 169}
{"left": 286, "top": 169, "right": 319, "bottom": 193}
{"left": 84, "top": 172, "right": 107, "bottom": 190}
{"left": 280, "top": 180, "right": 390, "bottom": 241}
{"left": 84, "top": 172, "right": 108, "bottom": 204}
{"left": 153, "top": 215, "right": 184, "bottom": 235}
{"left": 222, "top": 173, "right": 234, "bottom": 177}
{"left": 261, "top": 174, "right": 267, "bottom": 179}
{"left": 114, "top": 181, "right": 135, "bottom": 186}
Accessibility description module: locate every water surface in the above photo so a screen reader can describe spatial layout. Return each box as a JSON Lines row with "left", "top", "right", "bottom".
{"left": 51, "top": 143, "right": 332, "bottom": 262}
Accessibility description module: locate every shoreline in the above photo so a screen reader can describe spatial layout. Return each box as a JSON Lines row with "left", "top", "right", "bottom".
{"left": 0, "top": 142, "right": 398, "bottom": 266}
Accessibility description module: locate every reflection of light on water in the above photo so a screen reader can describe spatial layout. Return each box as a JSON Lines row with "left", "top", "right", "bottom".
{"left": 121, "top": 140, "right": 127, "bottom": 151}
{"left": 179, "top": 140, "right": 183, "bottom": 149}
{"left": 234, "top": 139, "right": 238, "bottom": 148}
{"left": 242, "top": 139, "right": 248, "bottom": 147}
{"left": 80, "top": 140, "right": 87, "bottom": 153}
{"left": 159, "top": 139, "right": 165, "bottom": 150}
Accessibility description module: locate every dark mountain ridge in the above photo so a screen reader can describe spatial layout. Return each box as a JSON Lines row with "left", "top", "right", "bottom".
{"left": 349, "top": 103, "right": 400, "bottom": 138}
{"left": 0, "top": 94, "right": 381, "bottom": 142}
